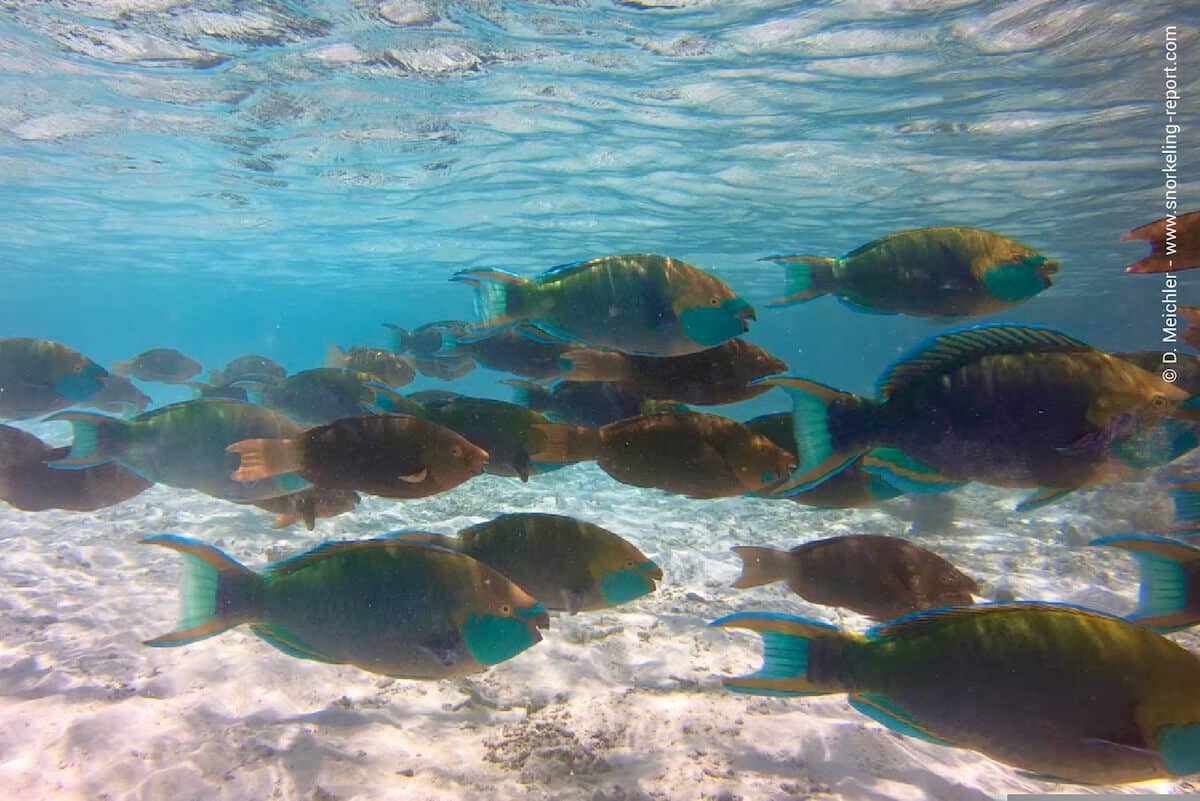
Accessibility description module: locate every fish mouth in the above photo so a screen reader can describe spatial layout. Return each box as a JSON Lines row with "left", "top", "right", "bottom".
{"left": 528, "top": 609, "right": 551, "bottom": 631}
{"left": 647, "top": 565, "right": 665, "bottom": 582}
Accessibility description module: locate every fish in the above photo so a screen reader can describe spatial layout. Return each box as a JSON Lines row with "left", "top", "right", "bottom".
{"left": 556, "top": 339, "right": 788, "bottom": 406}
{"left": 385, "top": 320, "right": 468, "bottom": 358}
{"left": 414, "top": 354, "right": 476, "bottom": 381}
{"left": 0, "top": 424, "right": 152, "bottom": 512}
{"left": 390, "top": 512, "right": 662, "bottom": 614}
{"left": 257, "top": 367, "right": 417, "bottom": 426}
{"left": 1090, "top": 534, "right": 1200, "bottom": 632}
{"left": 764, "top": 227, "right": 1058, "bottom": 318}
{"left": 507, "top": 379, "right": 649, "bottom": 428}
{"left": 187, "top": 380, "right": 250, "bottom": 402}
{"left": 1116, "top": 351, "right": 1200, "bottom": 395}
{"left": 731, "top": 535, "right": 979, "bottom": 620}
{"left": 83, "top": 374, "right": 151, "bottom": 416}
{"left": 226, "top": 413, "right": 488, "bottom": 499}
{"left": 111, "top": 348, "right": 202, "bottom": 384}
{"left": 453, "top": 253, "right": 756, "bottom": 356}
{"left": 437, "top": 325, "right": 573, "bottom": 380}
{"left": 1122, "top": 210, "right": 1200, "bottom": 273}
{"left": 713, "top": 602, "right": 1200, "bottom": 785}
{"left": 1165, "top": 480, "right": 1200, "bottom": 533}
{"left": 763, "top": 325, "right": 1200, "bottom": 509}
{"left": 742, "top": 412, "right": 907, "bottom": 509}
{"left": 0, "top": 338, "right": 108, "bottom": 420}
{"left": 407, "top": 389, "right": 462, "bottom": 405}
{"left": 419, "top": 395, "right": 563, "bottom": 482}
{"left": 209, "top": 354, "right": 287, "bottom": 387}
{"left": 325, "top": 345, "right": 415, "bottom": 388}
{"left": 141, "top": 534, "right": 549, "bottom": 679}
{"left": 46, "top": 399, "right": 310, "bottom": 502}
{"left": 531, "top": 410, "right": 796, "bottom": 499}
{"left": 245, "top": 488, "right": 361, "bottom": 530}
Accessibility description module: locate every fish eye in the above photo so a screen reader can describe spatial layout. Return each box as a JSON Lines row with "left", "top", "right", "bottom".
{"left": 451, "top": 445, "right": 462, "bottom": 457}
{"left": 1152, "top": 395, "right": 1168, "bottom": 409}
{"left": 709, "top": 297, "right": 720, "bottom": 307}
{"left": 625, "top": 560, "right": 635, "bottom": 568}
{"left": 499, "top": 604, "right": 512, "bottom": 615}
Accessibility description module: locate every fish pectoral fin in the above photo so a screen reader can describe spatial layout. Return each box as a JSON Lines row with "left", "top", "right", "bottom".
{"left": 250, "top": 623, "right": 338, "bottom": 664}
{"left": 1016, "top": 487, "right": 1077, "bottom": 511}
{"left": 847, "top": 693, "right": 954, "bottom": 747}
{"left": 560, "top": 588, "right": 587, "bottom": 615}
{"left": 417, "top": 637, "right": 463, "bottom": 668}
{"left": 398, "top": 468, "right": 428, "bottom": 484}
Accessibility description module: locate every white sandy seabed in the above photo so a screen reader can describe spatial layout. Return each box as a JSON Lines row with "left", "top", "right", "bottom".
{"left": 1, "top": 434, "right": 1199, "bottom": 801}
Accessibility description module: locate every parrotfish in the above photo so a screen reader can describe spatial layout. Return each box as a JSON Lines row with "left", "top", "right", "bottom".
{"left": 0, "top": 424, "right": 152, "bottom": 512}
{"left": 257, "top": 367, "right": 415, "bottom": 426}
{"left": 46, "top": 399, "right": 309, "bottom": 502}
{"left": 764, "top": 325, "right": 1200, "bottom": 509}
{"left": 111, "top": 348, "right": 202, "bottom": 384}
{"left": 84, "top": 374, "right": 151, "bottom": 416}
{"left": 713, "top": 602, "right": 1200, "bottom": 785}
{"left": 391, "top": 512, "right": 662, "bottom": 614}
{"left": 142, "top": 535, "right": 548, "bottom": 679}
{"left": 438, "top": 325, "right": 573, "bottom": 380}
{"left": 765, "top": 227, "right": 1058, "bottom": 318}
{"left": 531, "top": 410, "right": 796, "bottom": 499}
{"left": 453, "top": 253, "right": 756, "bottom": 356}
{"left": 742, "top": 413, "right": 906, "bottom": 508}
{"left": 209, "top": 354, "right": 287, "bottom": 387}
{"left": 384, "top": 321, "right": 479, "bottom": 380}
{"left": 1090, "top": 534, "right": 1200, "bottom": 632}
{"left": 325, "top": 345, "right": 415, "bottom": 388}
{"left": 0, "top": 338, "right": 108, "bottom": 420}
{"left": 227, "top": 413, "right": 488, "bottom": 499}
{"left": 246, "top": 488, "right": 361, "bottom": 531}
{"left": 507, "top": 379, "right": 657, "bottom": 428}
{"left": 419, "top": 395, "right": 563, "bottom": 482}
{"left": 731, "top": 535, "right": 978, "bottom": 620}
{"left": 556, "top": 339, "right": 787, "bottom": 406}
{"left": 1122, "top": 210, "right": 1200, "bottom": 273}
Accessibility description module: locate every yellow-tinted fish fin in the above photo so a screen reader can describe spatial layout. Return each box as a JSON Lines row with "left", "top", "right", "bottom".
{"left": 530, "top": 423, "right": 602, "bottom": 463}
{"left": 729, "top": 546, "right": 790, "bottom": 589}
{"left": 227, "top": 438, "right": 302, "bottom": 482}
{"left": 710, "top": 612, "right": 853, "bottom": 696}
{"left": 324, "top": 343, "right": 347, "bottom": 368}
{"left": 109, "top": 358, "right": 135, "bottom": 378}
{"left": 272, "top": 513, "right": 298, "bottom": 530}
{"left": 761, "top": 256, "right": 838, "bottom": 307}
{"left": 398, "top": 468, "right": 427, "bottom": 483}
{"left": 250, "top": 623, "right": 338, "bottom": 664}
{"left": 1089, "top": 534, "right": 1200, "bottom": 632}
{"left": 558, "top": 349, "right": 630, "bottom": 383}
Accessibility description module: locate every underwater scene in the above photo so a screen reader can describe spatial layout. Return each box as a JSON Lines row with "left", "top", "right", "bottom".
{"left": 2, "top": 1, "right": 1200, "bottom": 799}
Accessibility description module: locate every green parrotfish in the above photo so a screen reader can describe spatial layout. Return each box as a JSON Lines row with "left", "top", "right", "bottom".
{"left": 419, "top": 395, "right": 563, "bottom": 482}
{"left": 142, "top": 535, "right": 549, "bottom": 679}
{"left": 453, "top": 253, "right": 756, "bottom": 357}
{"left": 765, "top": 227, "right": 1057, "bottom": 318}
{"left": 111, "top": 348, "right": 202, "bottom": 384}
{"left": 0, "top": 338, "right": 108, "bottom": 420}
{"left": 713, "top": 602, "right": 1200, "bottom": 785}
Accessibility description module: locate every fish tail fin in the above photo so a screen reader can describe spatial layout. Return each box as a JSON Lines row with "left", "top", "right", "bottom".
{"left": 324, "top": 343, "right": 347, "bottom": 368}
{"left": 43, "top": 410, "right": 129, "bottom": 468}
{"left": 1089, "top": 534, "right": 1200, "bottom": 631}
{"left": 730, "top": 546, "right": 790, "bottom": 589}
{"left": 762, "top": 256, "right": 838, "bottom": 307}
{"left": 531, "top": 423, "right": 601, "bottom": 463}
{"left": 558, "top": 349, "right": 630, "bottom": 383}
{"left": 139, "top": 534, "right": 262, "bottom": 646}
{"left": 453, "top": 268, "right": 532, "bottom": 333}
{"left": 1167, "top": 480, "right": 1200, "bottom": 532}
{"left": 109, "top": 358, "right": 135, "bottom": 378}
{"left": 505, "top": 379, "right": 555, "bottom": 412}
{"left": 755, "top": 377, "right": 875, "bottom": 496}
{"left": 272, "top": 514, "right": 298, "bottom": 529}
{"left": 362, "top": 382, "right": 407, "bottom": 413}
{"left": 226, "top": 438, "right": 302, "bottom": 482}
{"left": 382, "top": 324, "right": 411, "bottom": 353}
{"left": 860, "top": 448, "right": 964, "bottom": 495}
{"left": 710, "top": 612, "right": 852, "bottom": 696}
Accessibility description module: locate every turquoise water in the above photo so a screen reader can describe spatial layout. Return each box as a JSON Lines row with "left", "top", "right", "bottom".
{"left": 3, "top": 2, "right": 1200, "bottom": 799}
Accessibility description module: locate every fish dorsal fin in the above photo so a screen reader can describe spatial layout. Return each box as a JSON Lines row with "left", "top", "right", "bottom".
{"left": 866, "top": 601, "right": 1113, "bottom": 640}
{"left": 264, "top": 538, "right": 426, "bottom": 578}
{"left": 539, "top": 258, "right": 597, "bottom": 282}
{"left": 876, "top": 325, "right": 1093, "bottom": 400}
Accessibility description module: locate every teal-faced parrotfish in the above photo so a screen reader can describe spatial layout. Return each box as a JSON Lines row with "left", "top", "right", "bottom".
{"left": 763, "top": 325, "right": 1200, "bottom": 510}
{"left": 0, "top": 338, "right": 108, "bottom": 419}
{"left": 46, "top": 399, "right": 310, "bottom": 502}
{"left": 1123, "top": 210, "right": 1200, "bottom": 273}
{"left": 556, "top": 338, "right": 787, "bottom": 406}
{"left": 227, "top": 413, "right": 488, "bottom": 500}
{"left": 390, "top": 513, "right": 662, "bottom": 614}
{"left": 765, "top": 227, "right": 1057, "bottom": 318}
{"left": 531, "top": 410, "right": 796, "bottom": 499}
{"left": 141, "top": 535, "right": 549, "bottom": 679}
{"left": 713, "top": 602, "right": 1200, "bottom": 785}
{"left": 111, "top": 348, "right": 202, "bottom": 384}
{"left": 453, "top": 253, "right": 756, "bottom": 356}
{"left": 731, "top": 534, "right": 978, "bottom": 621}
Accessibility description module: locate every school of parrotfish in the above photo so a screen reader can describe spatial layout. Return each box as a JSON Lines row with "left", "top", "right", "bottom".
{"left": 6, "top": 218, "right": 1200, "bottom": 786}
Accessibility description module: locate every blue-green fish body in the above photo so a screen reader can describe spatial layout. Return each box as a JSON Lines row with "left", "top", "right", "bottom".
{"left": 46, "top": 399, "right": 309, "bottom": 501}
{"left": 766, "top": 227, "right": 1057, "bottom": 318}
{"left": 714, "top": 603, "right": 1200, "bottom": 785}
{"left": 454, "top": 253, "right": 756, "bottom": 356}
{"left": 0, "top": 338, "right": 108, "bottom": 419}
{"left": 260, "top": 367, "right": 416, "bottom": 425}
{"left": 142, "top": 535, "right": 548, "bottom": 679}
